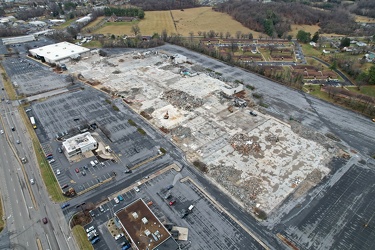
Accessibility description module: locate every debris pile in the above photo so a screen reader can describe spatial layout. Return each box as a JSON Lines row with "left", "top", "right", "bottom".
{"left": 171, "top": 126, "right": 192, "bottom": 139}
{"left": 265, "top": 134, "right": 279, "bottom": 142}
{"left": 230, "top": 133, "right": 261, "bottom": 155}
{"left": 161, "top": 89, "right": 203, "bottom": 111}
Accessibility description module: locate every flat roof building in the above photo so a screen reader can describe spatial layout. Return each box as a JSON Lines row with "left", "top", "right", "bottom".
{"left": 115, "top": 199, "right": 179, "bottom": 250}
{"left": 29, "top": 41, "right": 90, "bottom": 64}
{"left": 62, "top": 132, "right": 97, "bottom": 158}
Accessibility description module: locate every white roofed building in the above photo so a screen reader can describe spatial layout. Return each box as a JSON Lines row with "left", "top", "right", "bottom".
{"left": 62, "top": 132, "right": 97, "bottom": 158}
{"left": 29, "top": 42, "right": 90, "bottom": 64}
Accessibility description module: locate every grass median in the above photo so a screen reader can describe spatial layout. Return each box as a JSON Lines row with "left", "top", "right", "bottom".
{"left": 19, "top": 107, "right": 66, "bottom": 202}
{"left": 0, "top": 63, "right": 17, "bottom": 100}
{"left": 0, "top": 195, "right": 4, "bottom": 233}
{"left": 73, "top": 225, "right": 94, "bottom": 250}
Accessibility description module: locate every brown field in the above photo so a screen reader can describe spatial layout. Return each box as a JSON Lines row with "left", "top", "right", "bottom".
{"left": 85, "top": 16, "right": 106, "bottom": 29}
{"left": 94, "top": 7, "right": 263, "bottom": 37}
{"left": 354, "top": 14, "right": 375, "bottom": 23}
{"left": 171, "top": 7, "right": 263, "bottom": 37}
{"left": 94, "top": 11, "right": 176, "bottom": 36}
{"left": 289, "top": 24, "right": 320, "bottom": 37}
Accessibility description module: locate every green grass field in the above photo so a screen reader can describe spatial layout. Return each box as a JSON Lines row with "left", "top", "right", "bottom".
{"left": 54, "top": 18, "right": 77, "bottom": 30}
{"left": 346, "top": 85, "right": 375, "bottom": 98}
{"left": 73, "top": 225, "right": 94, "bottom": 250}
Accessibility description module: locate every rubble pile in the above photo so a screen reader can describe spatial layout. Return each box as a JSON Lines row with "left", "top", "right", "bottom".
{"left": 305, "top": 168, "right": 323, "bottom": 183}
{"left": 208, "top": 164, "right": 263, "bottom": 211}
{"left": 265, "top": 134, "right": 279, "bottom": 142}
{"left": 230, "top": 133, "right": 262, "bottom": 155}
{"left": 171, "top": 126, "right": 192, "bottom": 138}
{"left": 161, "top": 89, "right": 203, "bottom": 111}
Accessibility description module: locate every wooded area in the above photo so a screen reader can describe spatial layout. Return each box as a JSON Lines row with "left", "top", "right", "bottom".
{"left": 214, "top": 1, "right": 365, "bottom": 37}
{"left": 128, "top": 0, "right": 199, "bottom": 11}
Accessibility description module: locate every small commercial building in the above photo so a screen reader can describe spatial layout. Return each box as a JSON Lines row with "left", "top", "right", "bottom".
{"left": 62, "top": 132, "right": 97, "bottom": 158}
{"left": 115, "top": 199, "right": 179, "bottom": 250}
{"left": 29, "top": 41, "right": 90, "bottom": 64}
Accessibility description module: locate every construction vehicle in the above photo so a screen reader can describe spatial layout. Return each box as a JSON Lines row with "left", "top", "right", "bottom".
{"left": 164, "top": 111, "right": 169, "bottom": 119}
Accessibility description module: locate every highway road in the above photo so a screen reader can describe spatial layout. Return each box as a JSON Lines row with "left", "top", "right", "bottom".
{"left": 0, "top": 86, "right": 77, "bottom": 250}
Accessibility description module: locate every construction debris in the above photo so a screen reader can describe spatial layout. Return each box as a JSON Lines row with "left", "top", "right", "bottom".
{"left": 161, "top": 89, "right": 203, "bottom": 111}
{"left": 230, "top": 133, "right": 261, "bottom": 155}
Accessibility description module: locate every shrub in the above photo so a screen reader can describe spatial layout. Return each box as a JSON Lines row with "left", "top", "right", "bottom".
{"left": 137, "top": 128, "right": 146, "bottom": 135}
{"left": 128, "top": 119, "right": 137, "bottom": 126}
{"left": 193, "top": 160, "right": 208, "bottom": 173}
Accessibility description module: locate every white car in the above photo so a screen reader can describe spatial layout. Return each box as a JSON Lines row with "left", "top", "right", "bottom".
{"left": 30, "top": 179, "right": 35, "bottom": 185}
{"left": 56, "top": 169, "right": 60, "bottom": 175}
{"left": 114, "top": 197, "right": 119, "bottom": 204}
{"left": 94, "top": 159, "right": 99, "bottom": 164}
{"left": 114, "top": 233, "right": 124, "bottom": 240}
{"left": 133, "top": 186, "right": 140, "bottom": 192}
{"left": 87, "top": 229, "right": 97, "bottom": 237}
{"left": 86, "top": 226, "right": 95, "bottom": 233}
{"left": 0, "top": 130, "right": 3, "bottom": 134}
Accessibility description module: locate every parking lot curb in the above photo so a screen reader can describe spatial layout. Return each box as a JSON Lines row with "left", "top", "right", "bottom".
{"left": 180, "top": 176, "right": 270, "bottom": 250}
{"left": 77, "top": 176, "right": 115, "bottom": 196}
{"left": 129, "top": 153, "right": 163, "bottom": 170}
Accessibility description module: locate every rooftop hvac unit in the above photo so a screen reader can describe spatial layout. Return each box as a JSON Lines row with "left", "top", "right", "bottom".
{"left": 132, "top": 212, "right": 138, "bottom": 219}
{"left": 144, "top": 229, "right": 151, "bottom": 236}
{"left": 152, "top": 233, "right": 158, "bottom": 241}
{"left": 142, "top": 217, "right": 148, "bottom": 224}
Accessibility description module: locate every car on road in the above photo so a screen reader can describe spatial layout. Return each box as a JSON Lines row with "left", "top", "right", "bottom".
{"left": 166, "top": 185, "right": 174, "bottom": 190}
{"left": 11, "top": 127, "right": 15, "bottom": 131}
{"left": 42, "top": 217, "right": 48, "bottom": 224}
{"left": 0, "top": 130, "right": 3, "bottom": 134}
{"left": 61, "top": 203, "right": 70, "bottom": 209}
{"left": 249, "top": 111, "right": 257, "bottom": 116}
{"left": 56, "top": 169, "right": 60, "bottom": 175}
{"left": 86, "top": 226, "right": 95, "bottom": 233}
{"left": 114, "top": 233, "right": 124, "bottom": 240}
{"left": 169, "top": 200, "right": 176, "bottom": 206}
{"left": 372, "top": 118, "right": 375, "bottom": 122}
{"left": 81, "top": 171, "right": 86, "bottom": 176}
{"left": 118, "top": 195, "right": 124, "bottom": 201}
{"left": 30, "top": 179, "right": 35, "bottom": 185}
{"left": 133, "top": 186, "right": 140, "bottom": 192}
{"left": 114, "top": 197, "right": 119, "bottom": 204}
{"left": 125, "top": 169, "right": 132, "bottom": 173}
{"left": 75, "top": 168, "right": 79, "bottom": 173}
{"left": 16, "top": 140, "right": 20, "bottom": 144}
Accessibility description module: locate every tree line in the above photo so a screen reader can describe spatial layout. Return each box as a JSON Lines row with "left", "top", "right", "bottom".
{"left": 104, "top": 7, "right": 145, "bottom": 19}
{"left": 128, "top": 0, "right": 199, "bottom": 11}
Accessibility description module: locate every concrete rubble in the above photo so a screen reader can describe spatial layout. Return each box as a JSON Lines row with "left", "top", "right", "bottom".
{"left": 66, "top": 50, "right": 339, "bottom": 215}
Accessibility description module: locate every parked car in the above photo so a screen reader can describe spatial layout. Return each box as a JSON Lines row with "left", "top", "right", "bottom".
{"left": 57, "top": 147, "right": 62, "bottom": 153}
{"left": 94, "top": 159, "right": 98, "bottom": 164}
{"left": 122, "top": 244, "right": 131, "bottom": 250}
{"left": 61, "top": 184, "right": 69, "bottom": 189}
{"left": 86, "top": 226, "right": 95, "bottom": 233}
{"left": 42, "top": 217, "right": 48, "bottom": 224}
{"left": 48, "top": 159, "right": 55, "bottom": 164}
{"left": 118, "top": 195, "right": 124, "bottom": 201}
{"left": 164, "top": 192, "right": 171, "bottom": 200}
{"left": 133, "top": 186, "right": 140, "bottom": 192}
{"left": 91, "top": 237, "right": 100, "bottom": 245}
{"left": 125, "top": 169, "right": 132, "bottom": 173}
{"left": 56, "top": 169, "right": 60, "bottom": 175}
{"left": 81, "top": 171, "right": 86, "bottom": 176}
{"left": 83, "top": 165, "right": 88, "bottom": 170}
{"left": 75, "top": 168, "right": 79, "bottom": 173}
{"left": 99, "top": 205, "right": 104, "bottom": 212}
{"left": 114, "top": 197, "right": 119, "bottom": 204}
{"left": 249, "top": 111, "right": 257, "bottom": 116}
{"left": 46, "top": 153, "right": 53, "bottom": 157}
{"left": 169, "top": 200, "right": 176, "bottom": 206}
{"left": 114, "top": 233, "right": 124, "bottom": 240}
{"left": 166, "top": 185, "right": 174, "bottom": 190}
{"left": 89, "top": 210, "right": 95, "bottom": 217}
{"left": 88, "top": 232, "right": 98, "bottom": 240}
{"left": 61, "top": 203, "right": 70, "bottom": 209}
{"left": 0, "top": 130, "right": 3, "bottom": 134}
